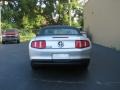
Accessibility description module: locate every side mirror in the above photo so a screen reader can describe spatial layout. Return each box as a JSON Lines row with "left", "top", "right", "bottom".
{"left": 80, "top": 31, "right": 87, "bottom": 38}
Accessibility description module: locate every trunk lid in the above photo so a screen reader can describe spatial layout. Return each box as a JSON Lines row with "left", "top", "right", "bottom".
{"left": 34, "top": 35, "right": 86, "bottom": 49}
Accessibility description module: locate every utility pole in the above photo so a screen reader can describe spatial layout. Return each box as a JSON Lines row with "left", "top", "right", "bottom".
{"left": 0, "top": 1, "right": 2, "bottom": 43}
{"left": 68, "top": 0, "right": 71, "bottom": 26}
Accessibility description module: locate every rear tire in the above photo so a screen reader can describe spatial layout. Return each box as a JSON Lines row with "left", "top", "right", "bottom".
{"left": 17, "top": 40, "right": 20, "bottom": 44}
{"left": 81, "top": 59, "right": 90, "bottom": 70}
{"left": 31, "top": 61, "right": 38, "bottom": 70}
{"left": 2, "top": 41, "right": 5, "bottom": 44}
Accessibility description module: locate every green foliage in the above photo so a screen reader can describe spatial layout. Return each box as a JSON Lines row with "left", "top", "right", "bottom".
{"left": 34, "top": 15, "right": 46, "bottom": 28}
{"left": 72, "top": 22, "right": 80, "bottom": 27}
{"left": 1, "top": 0, "right": 84, "bottom": 32}
{"left": 2, "top": 21, "right": 16, "bottom": 30}
{"left": 22, "top": 16, "right": 30, "bottom": 29}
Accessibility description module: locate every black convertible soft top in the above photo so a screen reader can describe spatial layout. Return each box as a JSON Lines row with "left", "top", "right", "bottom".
{"left": 37, "top": 25, "right": 81, "bottom": 36}
{"left": 41, "top": 25, "right": 79, "bottom": 30}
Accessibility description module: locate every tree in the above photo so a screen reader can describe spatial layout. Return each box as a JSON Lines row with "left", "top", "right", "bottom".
{"left": 1, "top": 0, "right": 84, "bottom": 31}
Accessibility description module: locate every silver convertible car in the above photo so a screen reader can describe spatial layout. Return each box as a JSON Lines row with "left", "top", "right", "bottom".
{"left": 29, "top": 25, "right": 92, "bottom": 69}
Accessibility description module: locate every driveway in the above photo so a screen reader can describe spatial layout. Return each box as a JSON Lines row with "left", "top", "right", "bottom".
{"left": 0, "top": 43, "right": 120, "bottom": 90}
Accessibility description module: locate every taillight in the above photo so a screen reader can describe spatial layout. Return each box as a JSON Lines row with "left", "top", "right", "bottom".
{"left": 2, "top": 34, "right": 6, "bottom": 37}
{"left": 31, "top": 40, "right": 46, "bottom": 49}
{"left": 15, "top": 34, "right": 19, "bottom": 37}
{"left": 75, "top": 40, "right": 90, "bottom": 48}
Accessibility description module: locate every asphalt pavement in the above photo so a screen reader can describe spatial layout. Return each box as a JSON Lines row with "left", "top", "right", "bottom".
{"left": 0, "top": 43, "right": 120, "bottom": 90}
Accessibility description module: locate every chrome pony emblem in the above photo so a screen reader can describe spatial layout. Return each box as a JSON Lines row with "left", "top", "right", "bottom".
{"left": 58, "top": 41, "right": 64, "bottom": 48}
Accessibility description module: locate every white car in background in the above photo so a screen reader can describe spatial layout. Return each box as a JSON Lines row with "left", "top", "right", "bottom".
{"left": 29, "top": 25, "right": 92, "bottom": 69}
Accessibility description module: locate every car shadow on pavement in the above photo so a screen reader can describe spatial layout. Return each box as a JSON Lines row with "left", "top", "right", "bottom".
{"left": 30, "top": 66, "right": 90, "bottom": 83}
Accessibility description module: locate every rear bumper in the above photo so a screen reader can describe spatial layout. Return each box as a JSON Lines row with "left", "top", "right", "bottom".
{"left": 2, "top": 37, "right": 19, "bottom": 42}
{"left": 29, "top": 48, "right": 91, "bottom": 60}
{"left": 2, "top": 37, "right": 19, "bottom": 41}
{"left": 31, "top": 59, "right": 90, "bottom": 65}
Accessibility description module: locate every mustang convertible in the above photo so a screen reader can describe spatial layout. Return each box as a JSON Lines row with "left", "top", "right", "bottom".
{"left": 29, "top": 25, "right": 92, "bottom": 69}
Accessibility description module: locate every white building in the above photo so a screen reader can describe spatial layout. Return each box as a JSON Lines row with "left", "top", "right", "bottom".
{"left": 84, "top": 0, "right": 120, "bottom": 50}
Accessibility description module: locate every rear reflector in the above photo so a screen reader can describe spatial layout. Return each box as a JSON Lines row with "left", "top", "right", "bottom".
{"left": 75, "top": 40, "right": 90, "bottom": 48}
{"left": 31, "top": 40, "right": 46, "bottom": 49}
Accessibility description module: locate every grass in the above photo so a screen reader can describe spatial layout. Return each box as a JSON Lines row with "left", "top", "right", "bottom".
{"left": 20, "top": 32, "right": 36, "bottom": 42}
{"left": 20, "top": 35, "right": 35, "bottom": 42}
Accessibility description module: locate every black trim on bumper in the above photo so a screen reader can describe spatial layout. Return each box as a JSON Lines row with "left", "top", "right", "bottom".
{"left": 31, "top": 59, "right": 90, "bottom": 66}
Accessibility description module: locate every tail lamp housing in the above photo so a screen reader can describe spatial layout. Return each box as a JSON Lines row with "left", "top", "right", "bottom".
{"left": 31, "top": 40, "right": 46, "bottom": 49}
{"left": 75, "top": 40, "right": 90, "bottom": 48}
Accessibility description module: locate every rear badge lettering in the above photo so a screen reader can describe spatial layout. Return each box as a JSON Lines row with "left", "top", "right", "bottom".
{"left": 58, "top": 41, "right": 64, "bottom": 48}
